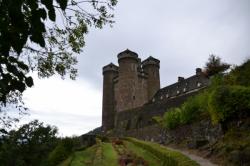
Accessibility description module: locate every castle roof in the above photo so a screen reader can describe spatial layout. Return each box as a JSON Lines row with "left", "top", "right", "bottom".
{"left": 102, "top": 63, "right": 118, "bottom": 74}
{"left": 117, "top": 49, "right": 139, "bottom": 61}
{"left": 152, "top": 71, "right": 209, "bottom": 102}
{"left": 142, "top": 56, "right": 160, "bottom": 67}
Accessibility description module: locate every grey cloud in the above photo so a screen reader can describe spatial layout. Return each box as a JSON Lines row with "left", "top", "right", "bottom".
{"left": 20, "top": 109, "right": 101, "bottom": 136}
{"left": 76, "top": 0, "right": 250, "bottom": 89}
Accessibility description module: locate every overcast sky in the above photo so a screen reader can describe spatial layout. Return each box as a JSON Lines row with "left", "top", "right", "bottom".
{"left": 20, "top": 0, "right": 250, "bottom": 136}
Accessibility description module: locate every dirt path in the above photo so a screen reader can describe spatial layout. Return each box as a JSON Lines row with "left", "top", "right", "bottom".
{"left": 165, "top": 146, "right": 217, "bottom": 166}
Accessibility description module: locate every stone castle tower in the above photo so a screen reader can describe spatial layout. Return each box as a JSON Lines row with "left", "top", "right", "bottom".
{"left": 102, "top": 49, "right": 160, "bottom": 131}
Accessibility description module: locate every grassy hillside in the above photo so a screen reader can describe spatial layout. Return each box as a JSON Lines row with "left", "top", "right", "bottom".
{"left": 59, "top": 137, "right": 199, "bottom": 166}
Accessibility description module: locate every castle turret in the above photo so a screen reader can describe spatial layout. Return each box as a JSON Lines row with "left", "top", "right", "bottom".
{"left": 102, "top": 63, "right": 118, "bottom": 131}
{"left": 142, "top": 56, "right": 160, "bottom": 100}
{"left": 116, "top": 49, "right": 140, "bottom": 112}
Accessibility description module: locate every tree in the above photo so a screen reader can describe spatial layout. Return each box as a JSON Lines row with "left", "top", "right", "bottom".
{"left": 0, "top": 0, "right": 117, "bottom": 105}
{"left": 0, "top": 120, "right": 58, "bottom": 166}
{"left": 204, "top": 54, "right": 230, "bottom": 77}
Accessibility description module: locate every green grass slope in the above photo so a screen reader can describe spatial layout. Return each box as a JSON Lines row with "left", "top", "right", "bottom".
{"left": 59, "top": 137, "right": 199, "bottom": 166}
{"left": 125, "top": 137, "right": 199, "bottom": 166}
{"left": 60, "top": 141, "right": 118, "bottom": 166}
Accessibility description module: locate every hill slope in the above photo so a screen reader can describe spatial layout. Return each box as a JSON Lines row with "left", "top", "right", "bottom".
{"left": 59, "top": 137, "right": 199, "bottom": 166}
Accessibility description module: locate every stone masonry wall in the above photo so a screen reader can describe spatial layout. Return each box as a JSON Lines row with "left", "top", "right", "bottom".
{"left": 114, "top": 89, "right": 203, "bottom": 131}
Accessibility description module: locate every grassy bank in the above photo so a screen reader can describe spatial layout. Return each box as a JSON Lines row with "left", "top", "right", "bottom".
{"left": 59, "top": 137, "right": 199, "bottom": 166}
{"left": 60, "top": 140, "right": 118, "bottom": 166}
{"left": 125, "top": 137, "right": 199, "bottom": 166}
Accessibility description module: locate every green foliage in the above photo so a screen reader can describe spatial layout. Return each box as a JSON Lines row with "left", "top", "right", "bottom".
{"left": 162, "top": 108, "right": 181, "bottom": 129}
{"left": 180, "top": 92, "right": 208, "bottom": 124}
{"left": 208, "top": 85, "right": 250, "bottom": 124}
{"left": 0, "top": 0, "right": 117, "bottom": 106}
{"left": 157, "top": 58, "right": 250, "bottom": 130}
{"left": 229, "top": 59, "right": 250, "bottom": 86}
{"left": 124, "top": 141, "right": 161, "bottom": 165}
{"left": 159, "top": 91, "right": 209, "bottom": 130}
{"left": 66, "top": 146, "right": 97, "bottom": 166}
{"left": 100, "top": 143, "right": 118, "bottom": 166}
{"left": 0, "top": 120, "right": 58, "bottom": 166}
{"left": 61, "top": 140, "right": 118, "bottom": 166}
{"left": 204, "top": 54, "right": 230, "bottom": 77}
{"left": 47, "top": 137, "right": 80, "bottom": 166}
{"left": 125, "top": 137, "right": 199, "bottom": 166}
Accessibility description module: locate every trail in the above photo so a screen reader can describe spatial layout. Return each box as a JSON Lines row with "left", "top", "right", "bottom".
{"left": 165, "top": 146, "right": 217, "bottom": 166}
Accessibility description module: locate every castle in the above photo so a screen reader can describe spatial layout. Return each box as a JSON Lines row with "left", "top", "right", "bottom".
{"left": 102, "top": 49, "right": 210, "bottom": 132}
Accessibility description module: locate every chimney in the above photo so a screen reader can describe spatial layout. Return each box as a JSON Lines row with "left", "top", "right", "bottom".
{"left": 196, "top": 68, "right": 202, "bottom": 75}
{"left": 178, "top": 76, "right": 184, "bottom": 82}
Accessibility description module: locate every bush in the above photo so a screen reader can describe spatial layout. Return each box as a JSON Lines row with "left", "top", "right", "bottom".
{"left": 231, "top": 59, "right": 250, "bottom": 86}
{"left": 180, "top": 92, "right": 208, "bottom": 124}
{"left": 160, "top": 91, "right": 209, "bottom": 130}
{"left": 208, "top": 85, "right": 250, "bottom": 124}
{"left": 162, "top": 108, "right": 181, "bottom": 129}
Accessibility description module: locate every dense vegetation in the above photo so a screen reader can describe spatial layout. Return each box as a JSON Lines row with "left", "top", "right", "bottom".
{"left": 0, "top": 120, "right": 58, "bottom": 166}
{"left": 155, "top": 58, "right": 250, "bottom": 131}
{"left": 0, "top": 120, "right": 81, "bottom": 166}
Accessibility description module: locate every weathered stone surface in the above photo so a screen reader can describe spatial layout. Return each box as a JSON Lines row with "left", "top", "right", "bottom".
{"left": 187, "top": 139, "right": 209, "bottom": 149}
{"left": 102, "top": 49, "right": 160, "bottom": 131}
{"left": 102, "top": 63, "right": 118, "bottom": 131}
{"left": 102, "top": 49, "right": 210, "bottom": 133}
{"left": 112, "top": 116, "right": 222, "bottom": 151}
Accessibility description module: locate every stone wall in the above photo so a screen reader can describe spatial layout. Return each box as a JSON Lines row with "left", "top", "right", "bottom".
{"left": 114, "top": 89, "right": 203, "bottom": 131}
{"left": 112, "top": 117, "right": 222, "bottom": 149}
{"left": 102, "top": 49, "right": 209, "bottom": 131}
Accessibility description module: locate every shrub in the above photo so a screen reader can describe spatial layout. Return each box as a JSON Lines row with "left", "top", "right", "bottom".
{"left": 208, "top": 85, "right": 250, "bottom": 124}
{"left": 159, "top": 91, "right": 209, "bottom": 130}
{"left": 180, "top": 92, "right": 208, "bottom": 124}
{"left": 162, "top": 108, "right": 181, "bottom": 129}
{"left": 231, "top": 59, "right": 250, "bottom": 86}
